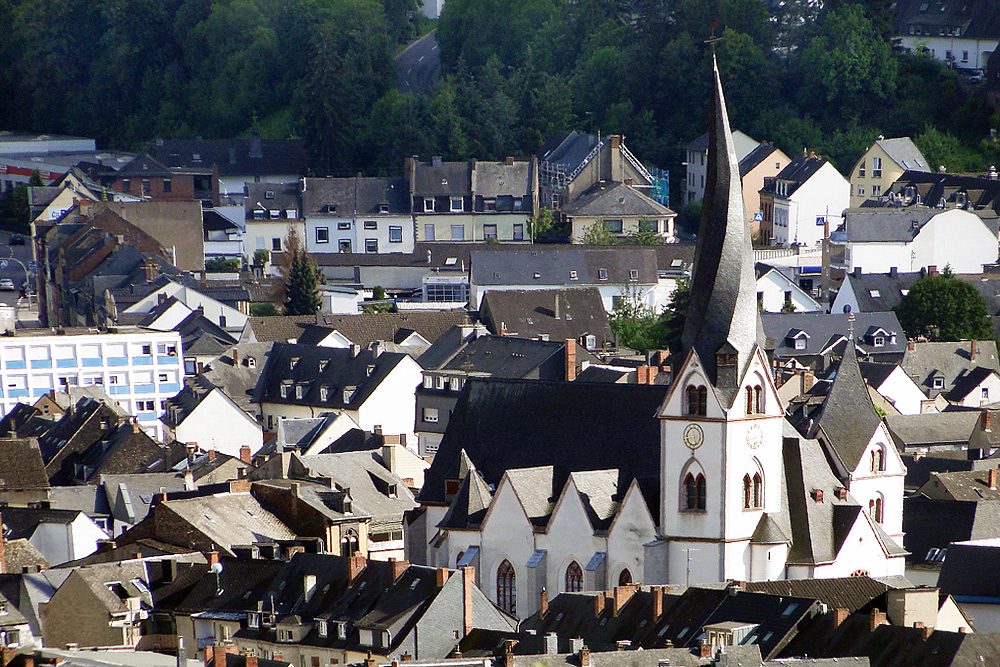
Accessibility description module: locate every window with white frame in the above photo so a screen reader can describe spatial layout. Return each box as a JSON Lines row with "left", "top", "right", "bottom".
{"left": 364, "top": 221, "right": 377, "bottom": 230}
{"left": 450, "top": 197, "right": 464, "bottom": 212}
{"left": 316, "top": 227, "right": 330, "bottom": 244}
{"left": 423, "top": 408, "right": 439, "bottom": 423}
{"left": 423, "top": 198, "right": 435, "bottom": 212}
{"left": 389, "top": 226, "right": 403, "bottom": 243}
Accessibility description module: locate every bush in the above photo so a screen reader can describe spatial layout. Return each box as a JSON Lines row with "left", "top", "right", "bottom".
{"left": 206, "top": 257, "right": 240, "bottom": 272}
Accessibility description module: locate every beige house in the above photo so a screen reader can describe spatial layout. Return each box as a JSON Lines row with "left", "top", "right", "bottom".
{"left": 739, "top": 144, "right": 790, "bottom": 241}
{"left": 849, "top": 137, "right": 929, "bottom": 208}
{"left": 563, "top": 181, "right": 676, "bottom": 243}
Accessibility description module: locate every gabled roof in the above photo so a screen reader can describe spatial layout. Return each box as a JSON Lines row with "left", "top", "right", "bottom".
{"left": 479, "top": 288, "right": 613, "bottom": 346}
{"left": 918, "top": 469, "right": 1000, "bottom": 502}
{"left": 884, "top": 168, "right": 1000, "bottom": 215}
{"left": 946, "top": 365, "right": 999, "bottom": 401}
{"left": 293, "top": 451, "right": 418, "bottom": 524}
{"left": 242, "top": 316, "right": 317, "bottom": 344}
{"left": 473, "top": 161, "right": 533, "bottom": 197}
{"left": 683, "top": 129, "right": 758, "bottom": 157}
{"left": 245, "top": 182, "right": 300, "bottom": 218}
{"left": 438, "top": 452, "right": 493, "bottom": 529}
{"left": 1, "top": 507, "right": 90, "bottom": 540}
{"left": 560, "top": 181, "right": 674, "bottom": 218}
{"left": 745, "top": 576, "right": 904, "bottom": 614}
{"left": 301, "top": 311, "right": 473, "bottom": 348}
{"left": 411, "top": 160, "right": 472, "bottom": 196}
{"left": 418, "top": 378, "right": 666, "bottom": 506}
{"left": 760, "top": 155, "right": 830, "bottom": 198}
{"left": 842, "top": 271, "right": 923, "bottom": 312}
{"left": 885, "top": 411, "right": 980, "bottom": 449}
{"left": 762, "top": 311, "right": 905, "bottom": 360}
{"left": 739, "top": 144, "right": 781, "bottom": 178}
{"left": 430, "top": 335, "right": 566, "bottom": 378}
{"left": 843, "top": 208, "right": 945, "bottom": 243}
{"left": 153, "top": 556, "right": 285, "bottom": 614}
{"left": 150, "top": 137, "right": 307, "bottom": 177}
{"left": 471, "top": 247, "right": 660, "bottom": 286}
{"left": 201, "top": 342, "right": 272, "bottom": 414}
{"left": 301, "top": 177, "right": 409, "bottom": 217}
{"left": 114, "top": 154, "right": 174, "bottom": 178}
{"left": 904, "top": 496, "right": 1000, "bottom": 563}
{"left": 539, "top": 131, "right": 603, "bottom": 169}
{"left": 893, "top": 0, "right": 1000, "bottom": 41}
{"left": 901, "top": 340, "right": 1000, "bottom": 398}
{"left": 0, "top": 438, "right": 49, "bottom": 490}
{"left": 254, "top": 343, "right": 408, "bottom": 410}
{"left": 873, "top": 137, "right": 929, "bottom": 172}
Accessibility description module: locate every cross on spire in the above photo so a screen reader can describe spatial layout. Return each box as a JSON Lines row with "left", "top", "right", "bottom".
{"left": 705, "top": 20, "right": 722, "bottom": 51}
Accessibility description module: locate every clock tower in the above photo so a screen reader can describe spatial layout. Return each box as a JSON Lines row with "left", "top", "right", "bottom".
{"left": 657, "top": 58, "right": 785, "bottom": 585}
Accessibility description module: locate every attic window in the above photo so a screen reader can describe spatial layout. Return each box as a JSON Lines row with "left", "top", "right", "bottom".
{"left": 291, "top": 357, "right": 300, "bottom": 369}
{"left": 343, "top": 386, "right": 357, "bottom": 403}
{"left": 280, "top": 383, "right": 291, "bottom": 398}
{"left": 380, "top": 203, "right": 389, "bottom": 214}
{"left": 534, "top": 272, "right": 541, "bottom": 279}
{"left": 869, "top": 290, "right": 880, "bottom": 298}
{"left": 247, "top": 357, "right": 256, "bottom": 369}
{"left": 671, "top": 259, "right": 683, "bottom": 267}
{"left": 444, "top": 257, "right": 458, "bottom": 266}
{"left": 598, "top": 269, "right": 608, "bottom": 281}
{"left": 366, "top": 364, "right": 375, "bottom": 377}
{"left": 320, "top": 387, "right": 329, "bottom": 402}
{"left": 318, "top": 621, "right": 327, "bottom": 638}
{"left": 570, "top": 270, "right": 578, "bottom": 280}
{"left": 795, "top": 338, "right": 806, "bottom": 350}
{"left": 933, "top": 377, "right": 945, "bottom": 389}
{"left": 629, "top": 269, "right": 639, "bottom": 281}
{"left": 318, "top": 360, "right": 328, "bottom": 372}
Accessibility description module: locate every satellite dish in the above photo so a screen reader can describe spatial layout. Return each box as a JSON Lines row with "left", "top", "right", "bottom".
{"left": 210, "top": 562, "right": 224, "bottom": 575}
{"left": 843, "top": 304, "right": 852, "bottom": 314}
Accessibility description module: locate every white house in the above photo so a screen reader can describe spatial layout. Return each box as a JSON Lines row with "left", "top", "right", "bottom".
{"left": 302, "top": 176, "right": 413, "bottom": 255}
{"left": 161, "top": 376, "right": 264, "bottom": 456}
{"left": 755, "top": 264, "right": 822, "bottom": 312}
{"left": 244, "top": 182, "right": 305, "bottom": 267}
{"left": 831, "top": 208, "right": 999, "bottom": 275}
{"left": 860, "top": 362, "right": 929, "bottom": 415}
{"left": 892, "top": 0, "right": 998, "bottom": 72}
{"left": 123, "top": 279, "right": 248, "bottom": 332}
{"left": 759, "top": 153, "right": 851, "bottom": 247}
{"left": 683, "top": 129, "right": 759, "bottom": 206}
{"left": 0, "top": 329, "right": 183, "bottom": 440}
{"left": 3, "top": 508, "right": 110, "bottom": 566}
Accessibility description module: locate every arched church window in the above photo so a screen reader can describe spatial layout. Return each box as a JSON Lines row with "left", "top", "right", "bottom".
{"left": 743, "top": 474, "right": 752, "bottom": 509}
{"left": 754, "top": 385, "right": 763, "bottom": 413}
{"left": 743, "top": 473, "right": 763, "bottom": 509}
{"left": 871, "top": 447, "right": 885, "bottom": 472}
{"left": 745, "top": 386, "right": 754, "bottom": 414}
{"left": 753, "top": 472, "right": 763, "bottom": 508}
{"left": 565, "top": 561, "right": 583, "bottom": 592}
{"left": 683, "top": 472, "right": 707, "bottom": 511}
{"left": 341, "top": 529, "right": 359, "bottom": 557}
{"left": 869, "top": 495, "right": 884, "bottom": 523}
{"left": 686, "top": 385, "right": 707, "bottom": 416}
{"left": 618, "top": 568, "right": 632, "bottom": 586}
{"left": 497, "top": 560, "right": 516, "bottom": 615}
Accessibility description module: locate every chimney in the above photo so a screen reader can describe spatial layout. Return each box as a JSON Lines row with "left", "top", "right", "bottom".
{"left": 853, "top": 266, "right": 862, "bottom": 278}
{"left": 803, "top": 369, "right": 815, "bottom": 392}
{"left": 652, "top": 586, "right": 663, "bottom": 620}
{"left": 579, "top": 646, "right": 590, "bottom": 667}
{"left": 364, "top": 654, "right": 376, "bottom": 667}
{"left": 544, "top": 632, "right": 558, "bottom": 655}
{"left": 565, "top": 339, "right": 577, "bottom": 382}
{"left": 503, "top": 640, "right": 517, "bottom": 665}
{"left": 889, "top": 266, "right": 898, "bottom": 277}
{"left": 613, "top": 585, "right": 639, "bottom": 616}
{"left": 382, "top": 443, "right": 397, "bottom": 473}
{"left": 200, "top": 271, "right": 207, "bottom": 287}
{"left": 870, "top": 609, "right": 887, "bottom": 631}
{"left": 928, "top": 265, "right": 938, "bottom": 277}
{"left": 984, "top": 410, "right": 993, "bottom": 432}
{"left": 989, "top": 468, "right": 997, "bottom": 490}
{"left": 837, "top": 487, "right": 848, "bottom": 501}
{"left": 240, "top": 445, "right": 252, "bottom": 464}
{"left": 812, "top": 489, "right": 824, "bottom": 503}
{"left": 131, "top": 417, "right": 140, "bottom": 434}
{"left": 539, "top": 588, "right": 549, "bottom": 617}
{"left": 923, "top": 626, "right": 934, "bottom": 639}
{"left": 390, "top": 557, "right": 409, "bottom": 581}
{"left": 349, "top": 554, "right": 366, "bottom": 581}
{"left": 207, "top": 551, "right": 219, "bottom": 567}
{"left": 184, "top": 470, "right": 195, "bottom": 491}
{"left": 144, "top": 259, "right": 156, "bottom": 282}
{"left": 208, "top": 449, "right": 217, "bottom": 461}
{"left": 506, "top": 156, "right": 515, "bottom": 166}
{"left": 972, "top": 340, "right": 978, "bottom": 361}
{"left": 637, "top": 366, "right": 648, "bottom": 385}
{"left": 594, "top": 594, "right": 605, "bottom": 616}
{"left": 232, "top": 348, "right": 239, "bottom": 365}
{"left": 245, "top": 658, "right": 258, "bottom": 667}
{"left": 436, "top": 567, "right": 450, "bottom": 587}
{"left": 462, "top": 566, "right": 475, "bottom": 636}
{"left": 699, "top": 640, "right": 712, "bottom": 658}
{"left": 834, "top": 608, "right": 849, "bottom": 628}
{"left": 908, "top": 340, "right": 916, "bottom": 352}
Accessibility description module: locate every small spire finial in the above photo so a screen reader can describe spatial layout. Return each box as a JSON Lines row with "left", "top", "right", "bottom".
{"left": 705, "top": 20, "right": 722, "bottom": 51}
{"left": 847, "top": 311, "right": 856, "bottom": 339}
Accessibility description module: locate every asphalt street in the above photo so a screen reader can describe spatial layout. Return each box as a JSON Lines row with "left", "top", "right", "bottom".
{"left": 0, "top": 231, "right": 36, "bottom": 309}
{"left": 395, "top": 29, "right": 441, "bottom": 96}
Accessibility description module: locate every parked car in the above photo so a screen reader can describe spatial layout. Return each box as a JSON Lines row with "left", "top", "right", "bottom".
{"left": 0, "top": 279, "right": 16, "bottom": 291}
{"left": 8, "top": 234, "right": 25, "bottom": 246}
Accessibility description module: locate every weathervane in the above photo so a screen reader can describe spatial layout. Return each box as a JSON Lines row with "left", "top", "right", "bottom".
{"left": 705, "top": 20, "right": 722, "bottom": 51}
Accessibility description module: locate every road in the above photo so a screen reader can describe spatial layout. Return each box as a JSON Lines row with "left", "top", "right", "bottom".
{"left": 395, "top": 30, "right": 441, "bottom": 96}
{"left": 0, "top": 231, "right": 36, "bottom": 312}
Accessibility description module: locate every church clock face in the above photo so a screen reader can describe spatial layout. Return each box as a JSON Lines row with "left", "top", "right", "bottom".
{"left": 683, "top": 424, "right": 705, "bottom": 450}
{"left": 746, "top": 424, "right": 763, "bottom": 450}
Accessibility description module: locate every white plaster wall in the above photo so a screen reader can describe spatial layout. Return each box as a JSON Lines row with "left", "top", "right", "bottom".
{"left": 756, "top": 272, "right": 820, "bottom": 312}
{"left": 878, "top": 368, "right": 928, "bottom": 415}
{"left": 911, "top": 209, "right": 999, "bottom": 274}
{"left": 607, "top": 482, "right": 658, "bottom": 588}
{"left": 175, "top": 389, "right": 263, "bottom": 456}
{"left": 480, "top": 478, "right": 537, "bottom": 617}
{"left": 786, "top": 164, "right": 850, "bottom": 248}
{"left": 809, "top": 516, "right": 905, "bottom": 579}
{"left": 542, "top": 479, "right": 607, "bottom": 598}
{"left": 956, "top": 374, "right": 1000, "bottom": 408}
{"left": 847, "top": 424, "right": 906, "bottom": 540}
{"left": 830, "top": 275, "right": 861, "bottom": 315}
{"left": 355, "top": 356, "right": 422, "bottom": 440}
{"left": 306, "top": 215, "right": 415, "bottom": 255}
{"left": 298, "top": 413, "right": 362, "bottom": 456}
{"left": 127, "top": 282, "right": 248, "bottom": 331}
{"left": 417, "top": 214, "right": 531, "bottom": 243}
{"left": 750, "top": 542, "right": 788, "bottom": 582}
{"left": 938, "top": 596, "right": 975, "bottom": 633}
{"left": 844, "top": 242, "right": 912, "bottom": 274}
{"left": 31, "top": 515, "right": 109, "bottom": 565}
{"left": 896, "top": 35, "right": 996, "bottom": 71}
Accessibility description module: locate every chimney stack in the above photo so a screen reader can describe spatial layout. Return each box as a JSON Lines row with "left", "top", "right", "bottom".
{"left": 594, "top": 594, "right": 605, "bottom": 617}
{"left": 208, "top": 449, "right": 216, "bottom": 461}
{"left": 462, "top": 566, "right": 475, "bottom": 636}
{"left": 390, "top": 558, "right": 409, "bottom": 581}
{"left": 989, "top": 468, "right": 997, "bottom": 490}
{"left": 652, "top": 586, "right": 663, "bottom": 620}
{"left": 207, "top": 551, "right": 219, "bottom": 566}
{"left": 972, "top": 340, "right": 978, "bottom": 361}
{"left": 984, "top": 410, "right": 993, "bottom": 432}
{"left": 348, "top": 554, "right": 367, "bottom": 581}
{"left": 870, "top": 609, "right": 888, "bottom": 631}
{"left": 240, "top": 445, "right": 252, "bottom": 464}
{"left": 637, "top": 366, "right": 648, "bottom": 385}
{"left": 436, "top": 567, "right": 450, "bottom": 587}
{"left": 699, "top": 640, "right": 712, "bottom": 658}
{"left": 539, "top": 588, "right": 549, "bottom": 617}
{"left": 579, "top": 646, "right": 590, "bottom": 667}
{"left": 612, "top": 585, "right": 639, "bottom": 616}
{"left": 565, "top": 339, "right": 577, "bottom": 381}
{"left": 232, "top": 348, "right": 239, "bottom": 364}
{"left": 834, "top": 608, "right": 849, "bottom": 628}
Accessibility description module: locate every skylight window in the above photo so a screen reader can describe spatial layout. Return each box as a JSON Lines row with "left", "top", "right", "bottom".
{"left": 869, "top": 290, "right": 881, "bottom": 298}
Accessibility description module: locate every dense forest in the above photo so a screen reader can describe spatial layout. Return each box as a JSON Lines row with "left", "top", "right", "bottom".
{"left": 2, "top": 0, "right": 999, "bottom": 204}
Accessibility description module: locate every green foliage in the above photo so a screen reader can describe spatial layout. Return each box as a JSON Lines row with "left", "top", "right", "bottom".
{"left": 250, "top": 302, "right": 280, "bottom": 316}
{"left": 610, "top": 283, "right": 662, "bottom": 353}
{"left": 626, "top": 222, "right": 664, "bottom": 246}
{"left": 657, "top": 277, "right": 691, "bottom": 356}
{"left": 205, "top": 257, "right": 240, "bottom": 272}
{"left": 283, "top": 251, "right": 321, "bottom": 315}
{"left": 372, "top": 285, "right": 386, "bottom": 300}
{"left": 579, "top": 220, "right": 617, "bottom": 245}
{"left": 253, "top": 249, "right": 270, "bottom": 266}
{"left": 895, "top": 269, "right": 994, "bottom": 342}
{"left": 0, "top": 185, "right": 29, "bottom": 227}
{"left": 532, "top": 207, "right": 555, "bottom": 240}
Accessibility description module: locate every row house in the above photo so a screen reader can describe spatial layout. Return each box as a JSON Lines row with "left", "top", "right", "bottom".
{"left": 759, "top": 152, "right": 850, "bottom": 247}
{"left": 301, "top": 176, "right": 413, "bottom": 254}
{"left": 244, "top": 183, "right": 305, "bottom": 260}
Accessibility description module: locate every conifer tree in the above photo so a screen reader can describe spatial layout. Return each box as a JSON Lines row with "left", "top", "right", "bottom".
{"left": 283, "top": 251, "right": 320, "bottom": 315}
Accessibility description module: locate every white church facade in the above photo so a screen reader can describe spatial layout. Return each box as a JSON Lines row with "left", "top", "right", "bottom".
{"left": 405, "top": 59, "right": 906, "bottom": 620}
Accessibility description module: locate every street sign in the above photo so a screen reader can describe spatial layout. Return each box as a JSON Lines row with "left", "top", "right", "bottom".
{"left": 753, "top": 212, "right": 763, "bottom": 222}
{"left": 2, "top": 261, "right": 9, "bottom": 269}
{"left": 28, "top": 261, "right": 37, "bottom": 270}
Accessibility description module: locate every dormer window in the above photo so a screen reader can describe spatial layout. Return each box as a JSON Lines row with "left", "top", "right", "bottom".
{"left": 570, "top": 270, "right": 578, "bottom": 280}
{"left": 286, "top": 209, "right": 297, "bottom": 219}
{"left": 290, "top": 357, "right": 300, "bottom": 369}
{"left": 423, "top": 198, "right": 434, "bottom": 212}
{"left": 320, "top": 386, "right": 328, "bottom": 401}
{"left": 598, "top": 269, "right": 608, "bottom": 281}
{"left": 270, "top": 209, "right": 280, "bottom": 219}
{"left": 795, "top": 338, "right": 806, "bottom": 350}
{"left": 717, "top": 353, "right": 737, "bottom": 366}
{"left": 337, "top": 622, "right": 347, "bottom": 640}
{"left": 343, "top": 386, "right": 357, "bottom": 403}
{"left": 318, "top": 360, "right": 328, "bottom": 372}
{"left": 295, "top": 385, "right": 305, "bottom": 399}
{"left": 873, "top": 336, "right": 885, "bottom": 347}
{"left": 280, "top": 382, "right": 291, "bottom": 398}
{"left": 318, "top": 620, "right": 327, "bottom": 638}
{"left": 629, "top": 269, "right": 639, "bottom": 281}
{"left": 933, "top": 376, "right": 945, "bottom": 389}
{"left": 247, "top": 357, "right": 256, "bottom": 369}
{"left": 450, "top": 197, "right": 464, "bottom": 212}
{"left": 380, "top": 203, "right": 389, "bottom": 214}
{"left": 265, "top": 190, "right": 275, "bottom": 199}
{"left": 366, "top": 364, "right": 375, "bottom": 377}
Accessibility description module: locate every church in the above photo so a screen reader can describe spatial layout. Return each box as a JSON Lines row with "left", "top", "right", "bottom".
{"left": 406, "top": 59, "right": 906, "bottom": 619}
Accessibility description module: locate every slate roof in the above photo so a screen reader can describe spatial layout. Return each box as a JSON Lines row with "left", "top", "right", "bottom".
{"left": 160, "top": 376, "right": 219, "bottom": 429}
{"left": 242, "top": 316, "right": 319, "bottom": 343}
{"left": 844, "top": 208, "right": 949, "bottom": 243}
{"left": 302, "top": 311, "right": 473, "bottom": 348}
{"left": 885, "top": 412, "right": 980, "bottom": 449}
{"left": 947, "top": 365, "right": 999, "bottom": 401}
{"left": 428, "top": 335, "right": 565, "bottom": 377}
{"left": 560, "top": 181, "right": 674, "bottom": 218}
{"left": 901, "top": 340, "right": 1000, "bottom": 398}
{"left": 251, "top": 478, "right": 371, "bottom": 525}
{"left": 841, "top": 271, "right": 923, "bottom": 312}
{"left": 744, "top": 576, "right": 905, "bottom": 614}
{"left": 201, "top": 343, "right": 272, "bottom": 413}
{"left": 575, "top": 365, "right": 631, "bottom": 383}
{"left": 760, "top": 155, "right": 830, "bottom": 199}
{"left": 739, "top": 144, "right": 781, "bottom": 178}
{"left": 903, "top": 497, "right": 1000, "bottom": 563}
{"left": 884, "top": 169, "right": 1000, "bottom": 215}
{"left": 471, "top": 247, "right": 659, "bottom": 286}
{"left": 254, "top": 343, "right": 408, "bottom": 410}
{"left": 114, "top": 154, "right": 174, "bottom": 178}
{"left": 245, "top": 182, "right": 301, "bottom": 220}
{"left": 1, "top": 507, "right": 91, "bottom": 541}
{"left": 874, "top": 137, "right": 929, "bottom": 172}
{"left": 507, "top": 649, "right": 706, "bottom": 667}
{"left": 787, "top": 343, "right": 884, "bottom": 475}
{"left": 412, "top": 160, "right": 472, "bottom": 196}
{"left": 418, "top": 378, "right": 667, "bottom": 507}
{"left": 902, "top": 453, "right": 976, "bottom": 491}
{"left": 101, "top": 471, "right": 189, "bottom": 525}
{"left": 894, "top": 0, "right": 1000, "bottom": 42}
{"left": 762, "top": 311, "right": 906, "bottom": 361}
{"left": 437, "top": 452, "right": 493, "bottom": 529}
{"left": 301, "top": 177, "right": 409, "bottom": 217}
{"left": 0, "top": 438, "right": 49, "bottom": 489}
{"left": 539, "top": 131, "right": 603, "bottom": 169}
{"left": 918, "top": 469, "right": 1000, "bottom": 501}
{"left": 153, "top": 556, "right": 285, "bottom": 615}
{"left": 479, "top": 288, "right": 613, "bottom": 346}
{"left": 474, "top": 161, "right": 533, "bottom": 198}
{"left": 150, "top": 137, "right": 308, "bottom": 177}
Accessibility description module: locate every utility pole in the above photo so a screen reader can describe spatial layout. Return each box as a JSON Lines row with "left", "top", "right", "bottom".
{"left": 684, "top": 548, "right": 699, "bottom": 587}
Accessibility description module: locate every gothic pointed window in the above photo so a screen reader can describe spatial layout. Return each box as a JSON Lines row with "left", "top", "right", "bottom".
{"left": 683, "top": 472, "right": 707, "bottom": 511}
{"left": 752, "top": 472, "right": 763, "bottom": 508}
{"left": 754, "top": 386, "right": 764, "bottom": 413}
{"left": 871, "top": 447, "right": 885, "bottom": 472}
{"left": 618, "top": 568, "right": 632, "bottom": 586}
{"left": 869, "top": 495, "right": 884, "bottom": 523}
{"left": 743, "top": 474, "right": 753, "bottom": 509}
{"left": 565, "top": 561, "right": 583, "bottom": 592}
{"left": 497, "top": 560, "right": 516, "bottom": 615}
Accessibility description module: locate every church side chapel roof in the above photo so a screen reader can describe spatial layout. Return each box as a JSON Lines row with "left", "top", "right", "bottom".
{"left": 787, "top": 341, "right": 883, "bottom": 474}
{"left": 678, "top": 58, "right": 764, "bottom": 408}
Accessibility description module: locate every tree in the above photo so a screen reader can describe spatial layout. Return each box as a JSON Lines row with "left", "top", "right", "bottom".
{"left": 283, "top": 251, "right": 320, "bottom": 315}
{"left": 533, "top": 207, "right": 555, "bottom": 240}
{"left": 579, "top": 220, "right": 617, "bottom": 245}
{"left": 895, "top": 268, "right": 993, "bottom": 342}
{"left": 610, "top": 282, "right": 660, "bottom": 352}
{"left": 656, "top": 277, "right": 691, "bottom": 355}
